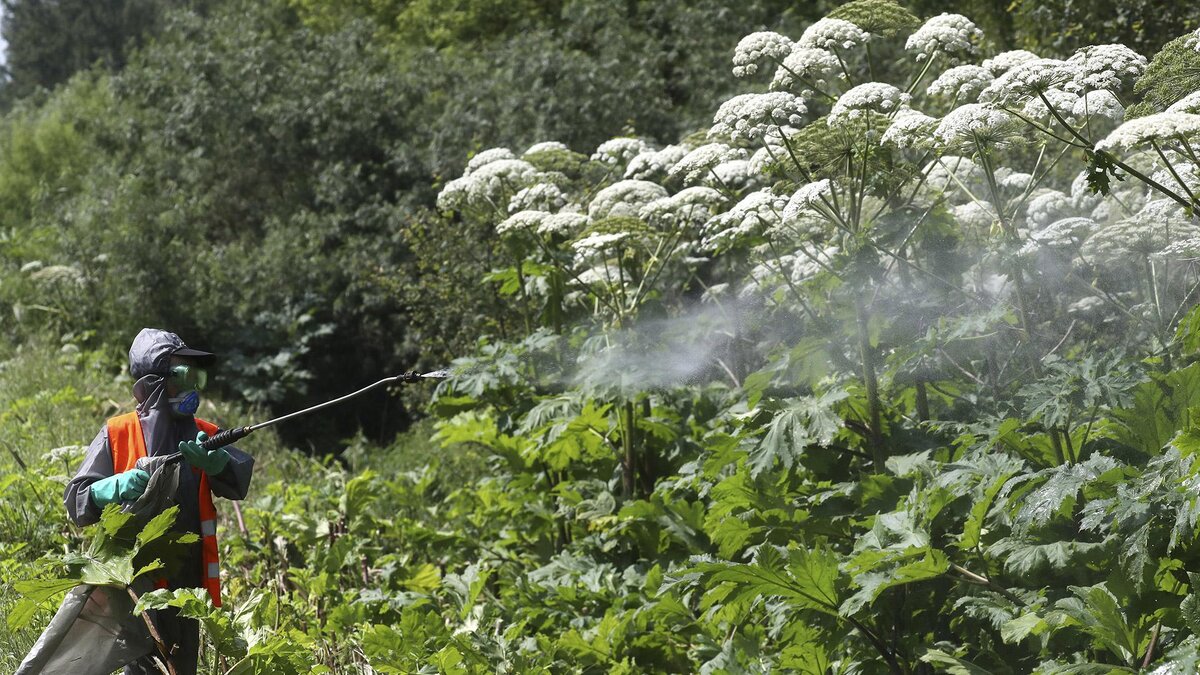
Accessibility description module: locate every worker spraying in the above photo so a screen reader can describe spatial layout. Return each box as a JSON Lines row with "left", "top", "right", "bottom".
{"left": 17, "top": 327, "right": 446, "bottom": 675}
{"left": 64, "top": 328, "right": 254, "bottom": 675}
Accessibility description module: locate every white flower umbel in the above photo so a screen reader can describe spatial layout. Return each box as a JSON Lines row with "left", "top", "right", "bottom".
{"left": 1072, "top": 90, "right": 1124, "bottom": 124}
{"left": 923, "top": 155, "right": 986, "bottom": 203}
{"left": 791, "top": 245, "right": 839, "bottom": 284}
{"left": 537, "top": 212, "right": 590, "bottom": 238}
{"left": 639, "top": 187, "right": 728, "bottom": 228}
{"left": 797, "top": 17, "right": 870, "bottom": 51}
{"left": 926, "top": 65, "right": 993, "bottom": 102}
{"left": 934, "top": 103, "right": 1020, "bottom": 150}
{"left": 1021, "top": 88, "right": 1080, "bottom": 125}
{"left": 770, "top": 46, "right": 842, "bottom": 94}
{"left": 1026, "top": 190, "right": 1073, "bottom": 227}
{"left": 464, "top": 148, "right": 518, "bottom": 174}
{"left": 952, "top": 201, "right": 997, "bottom": 231}
{"left": 783, "top": 179, "right": 835, "bottom": 223}
{"left": 1166, "top": 91, "right": 1200, "bottom": 114}
{"left": 1070, "top": 170, "right": 1104, "bottom": 213}
{"left": 509, "top": 182, "right": 567, "bottom": 214}
{"left": 523, "top": 141, "right": 571, "bottom": 156}
{"left": 982, "top": 50, "right": 1040, "bottom": 76}
{"left": 710, "top": 93, "right": 808, "bottom": 143}
{"left": 669, "top": 143, "right": 748, "bottom": 185}
{"left": 587, "top": 180, "right": 669, "bottom": 220}
{"left": 1159, "top": 236, "right": 1200, "bottom": 261}
{"left": 438, "top": 159, "right": 539, "bottom": 212}
{"left": 1066, "top": 44, "right": 1147, "bottom": 93}
{"left": 701, "top": 188, "right": 788, "bottom": 252}
{"left": 882, "top": 108, "right": 939, "bottom": 149}
{"left": 497, "top": 210, "right": 549, "bottom": 237}
{"left": 709, "top": 159, "right": 758, "bottom": 191}
{"left": 624, "top": 145, "right": 689, "bottom": 180}
{"left": 1030, "top": 216, "right": 1096, "bottom": 248}
{"left": 979, "top": 58, "right": 1076, "bottom": 105}
{"left": 828, "top": 82, "right": 910, "bottom": 127}
{"left": 905, "top": 13, "right": 983, "bottom": 63}
{"left": 998, "top": 170, "right": 1034, "bottom": 194}
{"left": 732, "top": 31, "right": 793, "bottom": 77}
{"left": 1095, "top": 113, "right": 1200, "bottom": 153}
{"left": 572, "top": 231, "right": 635, "bottom": 262}
{"left": 591, "top": 138, "right": 650, "bottom": 168}
{"left": 1083, "top": 199, "right": 1200, "bottom": 262}
{"left": 1152, "top": 160, "right": 1200, "bottom": 195}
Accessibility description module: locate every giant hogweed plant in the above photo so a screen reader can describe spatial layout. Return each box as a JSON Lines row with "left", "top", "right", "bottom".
{"left": 426, "top": 1, "right": 1200, "bottom": 672}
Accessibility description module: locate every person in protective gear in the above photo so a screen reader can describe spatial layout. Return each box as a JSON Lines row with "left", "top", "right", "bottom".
{"left": 64, "top": 328, "right": 254, "bottom": 675}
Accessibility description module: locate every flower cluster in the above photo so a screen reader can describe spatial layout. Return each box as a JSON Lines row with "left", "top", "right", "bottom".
{"left": 438, "top": 158, "right": 539, "bottom": 212}
{"left": 591, "top": 138, "right": 649, "bottom": 168}
{"left": 497, "top": 210, "right": 549, "bottom": 237}
{"left": 1066, "top": 44, "right": 1147, "bottom": 93}
{"left": 934, "top": 103, "right": 1020, "bottom": 150}
{"left": 708, "top": 159, "right": 758, "bottom": 191}
{"left": 1095, "top": 113, "right": 1200, "bottom": 153}
{"left": 1071, "top": 90, "right": 1124, "bottom": 127}
{"left": 571, "top": 231, "right": 635, "bottom": 261}
{"left": 639, "top": 187, "right": 728, "bottom": 228}
{"left": 669, "top": 144, "right": 748, "bottom": 184}
{"left": 923, "top": 156, "right": 986, "bottom": 202}
{"left": 710, "top": 93, "right": 808, "bottom": 142}
{"left": 953, "top": 201, "right": 997, "bottom": 230}
{"left": 982, "top": 50, "right": 1039, "bottom": 75}
{"left": 979, "top": 58, "right": 1076, "bottom": 105}
{"left": 701, "top": 188, "right": 787, "bottom": 251}
{"left": 782, "top": 179, "right": 834, "bottom": 223}
{"left": 537, "top": 213, "right": 589, "bottom": 238}
{"left": 1025, "top": 190, "right": 1074, "bottom": 227}
{"left": 904, "top": 13, "right": 983, "bottom": 63}
{"left": 625, "top": 145, "right": 689, "bottom": 181}
{"left": 770, "top": 46, "right": 842, "bottom": 93}
{"left": 732, "top": 31, "right": 793, "bottom": 77}
{"left": 1166, "top": 91, "right": 1200, "bottom": 114}
{"left": 1021, "top": 88, "right": 1079, "bottom": 125}
{"left": 523, "top": 141, "right": 570, "bottom": 156}
{"left": 882, "top": 108, "right": 939, "bottom": 149}
{"left": 797, "top": 18, "right": 870, "bottom": 50}
{"left": 587, "top": 180, "right": 669, "bottom": 220}
{"left": 926, "top": 65, "right": 993, "bottom": 102}
{"left": 827, "top": 82, "right": 910, "bottom": 127}
{"left": 509, "top": 182, "right": 567, "bottom": 213}
{"left": 465, "top": 148, "right": 517, "bottom": 174}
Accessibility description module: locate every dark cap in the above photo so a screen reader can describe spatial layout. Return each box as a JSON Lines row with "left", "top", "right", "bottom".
{"left": 172, "top": 346, "right": 216, "bottom": 364}
{"left": 129, "top": 328, "right": 217, "bottom": 378}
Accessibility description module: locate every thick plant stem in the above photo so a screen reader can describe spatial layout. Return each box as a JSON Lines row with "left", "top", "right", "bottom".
{"left": 915, "top": 381, "right": 930, "bottom": 422}
{"left": 620, "top": 400, "right": 637, "bottom": 500}
{"left": 856, "top": 296, "right": 886, "bottom": 471}
{"left": 127, "top": 586, "right": 177, "bottom": 675}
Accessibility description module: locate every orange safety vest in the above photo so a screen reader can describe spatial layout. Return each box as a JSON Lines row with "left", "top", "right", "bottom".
{"left": 106, "top": 411, "right": 223, "bottom": 607}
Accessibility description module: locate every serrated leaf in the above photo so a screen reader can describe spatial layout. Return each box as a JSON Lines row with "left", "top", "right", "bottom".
{"left": 921, "top": 648, "right": 993, "bottom": 674}
{"left": 1001, "top": 613, "right": 1048, "bottom": 644}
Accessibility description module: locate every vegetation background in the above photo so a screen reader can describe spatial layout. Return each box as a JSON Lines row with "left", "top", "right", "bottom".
{"left": 2, "top": 0, "right": 1200, "bottom": 672}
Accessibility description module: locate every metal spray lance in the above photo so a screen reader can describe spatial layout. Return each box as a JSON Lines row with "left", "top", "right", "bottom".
{"left": 197, "top": 370, "right": 451, "bottom": 450}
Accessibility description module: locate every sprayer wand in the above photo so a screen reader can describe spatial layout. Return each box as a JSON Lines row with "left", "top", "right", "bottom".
{"left": 198, "top": 369, "right": 450, "bottom": 450}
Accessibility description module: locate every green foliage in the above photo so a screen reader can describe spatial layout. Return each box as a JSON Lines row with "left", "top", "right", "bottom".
{"left": 1129, "top": 33, "right": 1200, "bottom": 118}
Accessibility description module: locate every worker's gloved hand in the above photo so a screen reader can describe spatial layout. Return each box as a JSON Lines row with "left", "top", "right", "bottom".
{"left": 90, "top": 469, "right": 151, "bottom": 507}
{"left": 180, "top": 430, "right": 230, "bottom": 475}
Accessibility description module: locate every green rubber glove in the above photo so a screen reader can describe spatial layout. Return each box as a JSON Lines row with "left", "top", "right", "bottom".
{"left": 180, "top": 430, "right": 230, "bottom": 475}
{"left": 90, "top": 469, "right": 150, "bottom": 507}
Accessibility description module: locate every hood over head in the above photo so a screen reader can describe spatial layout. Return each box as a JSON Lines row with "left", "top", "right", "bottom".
{"left": 127, "top": 329, "right": 217, "bottom": 456}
